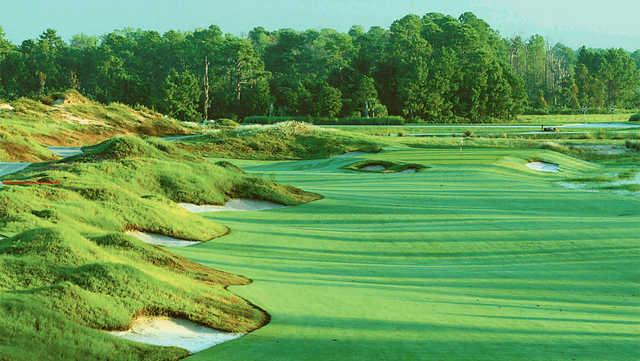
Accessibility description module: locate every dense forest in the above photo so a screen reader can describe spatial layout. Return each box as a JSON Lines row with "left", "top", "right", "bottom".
{"left": 0, "top": 12, "right": 639, "bottom": 122}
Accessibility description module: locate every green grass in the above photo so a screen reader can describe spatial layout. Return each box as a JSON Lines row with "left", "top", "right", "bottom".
{"left": 329, "top": 125, "right": 640, "bottom": 141}
{"left": 170, "top": 147, "right": 639, "bottom": 361}
{"left": 0, "top": 135, "right": 320, "bottom": 360}
{"left": 516, "top": 113, "right": 634, "bottom": 124}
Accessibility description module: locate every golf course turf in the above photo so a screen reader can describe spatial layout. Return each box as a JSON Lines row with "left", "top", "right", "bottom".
{"left": 173, "top": 147, "right": 639, "bottom": 361}
{"left": 0, "top": 117, "right": 638, "bottom": 360}
{"left": 0, "top": 135, "right": 321, "bottom": 360}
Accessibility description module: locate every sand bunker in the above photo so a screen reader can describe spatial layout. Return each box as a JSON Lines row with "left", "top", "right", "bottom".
{"left": 527, "top": 162, "right": 559, "bottom": 173}
{"left": 400, "top": 168, "right": 417, "bottom": 174}
{"left": 362, "top": 165, "right": 386, "bottom": 172}
{"left": 109, "top": 317, "right": 243, "bottom": 353}
{"left": 47, "top": 146, "right": 83, "bottom": 158}
{"left": 126, "top": 231, "right": 200, "bottom": 247}
{"left": 179, "top": 199, "right": 285, "bottom": 213}
{"left": 0, "top": 163, "right": 30, "bottom": 177}
{"left": 0, "top": 103, "right": 14, "bottom": 111}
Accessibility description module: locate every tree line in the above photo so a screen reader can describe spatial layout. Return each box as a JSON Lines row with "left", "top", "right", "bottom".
{"left": 0, "top": 12, "right": 639, "bottom": 122}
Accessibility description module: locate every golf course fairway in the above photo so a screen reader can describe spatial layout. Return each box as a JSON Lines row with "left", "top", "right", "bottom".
{"left": 175, "top": 147, "right": 639, "bottom": 361}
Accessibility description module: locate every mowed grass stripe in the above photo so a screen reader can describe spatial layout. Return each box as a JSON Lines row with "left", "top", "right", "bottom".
{"left": 177, "top": 147, "right": 639, "bottom": 361}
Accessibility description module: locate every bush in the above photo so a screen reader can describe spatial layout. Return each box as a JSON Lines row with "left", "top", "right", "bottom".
{"left": 629, "top": 113, "right": 640, "bottom": 122}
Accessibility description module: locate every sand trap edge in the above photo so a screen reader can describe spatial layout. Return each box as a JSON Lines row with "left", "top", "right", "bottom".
{"left": 126, "top": 231, "right": 200, "bottom": 247}
{"left": 179, "top": 199, "right": 286, "bottom": 213}
{"left": 108, "top": 316, "right": 244, "bottom": 354}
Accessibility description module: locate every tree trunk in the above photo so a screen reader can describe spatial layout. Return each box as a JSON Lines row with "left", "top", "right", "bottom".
{"left": 203, "top": 56, "right": 210, "bottom": 121}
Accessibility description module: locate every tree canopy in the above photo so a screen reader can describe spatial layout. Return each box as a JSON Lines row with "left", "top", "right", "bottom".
{"left": 0, "top": 13, "right": 638, "bottom": 122}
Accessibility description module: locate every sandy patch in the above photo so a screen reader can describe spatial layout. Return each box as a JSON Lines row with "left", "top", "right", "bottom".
{"left": 126, "top": 231, "right": 200, "bottom": 247}
{"left": 61, "top": 113, "right": 104, "bottom": 126}
{"left": 0, "top": 103, "right": 14, "bottom": 111}
{"left": 47, "top": 146, "right": 83, "bottom": 158}
{"left": 362, "top": 165, "right": 386, "bottom": 172}
{"left": 400, "top": 168, "right": 417, "bottom": 174}
{"left": 179, "top": 199, "right": 285, "bottom": 213}
{"left": 109, "top": 317, "right": 243, "bottom": 353}
{"left": 0, "top": 163, "right": 30, "bottom": 177}
{"left": 527, "top": 162, "right": 559, "bottom": 173}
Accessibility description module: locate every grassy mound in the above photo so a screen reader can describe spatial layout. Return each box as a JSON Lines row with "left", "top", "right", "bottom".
{"left": 0, "top": 90, "right": 192, "bottom": 162}
{"left": 0, "top": 136, "right": 319, "bottom": 360}
{"left": 344, "top": 160, "right": 426, "bottom": 173}
{"left": 180, "top": 121, "right": 382, "bottom": 160}
{"left": 40, "top": 90, "right": 92, "bottom": 106}
{"left": 204, "top": 118, "right": 240, "bottom": 128}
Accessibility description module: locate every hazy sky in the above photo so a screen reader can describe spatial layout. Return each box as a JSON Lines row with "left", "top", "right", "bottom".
{"left": 1, "top": 0, "right": 638, "bottom": 49}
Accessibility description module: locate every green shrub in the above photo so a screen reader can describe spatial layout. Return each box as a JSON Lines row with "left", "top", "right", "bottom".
{"left": 629, "top": 113, "right": 640, "bottom": 121}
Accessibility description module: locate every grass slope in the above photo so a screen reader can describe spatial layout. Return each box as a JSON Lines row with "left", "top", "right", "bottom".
{"left": 0, "top": 90, "right": 191, "bottom": 162}
{"left": 0, "top": 136, "right": 319, "bottom": 360}
{"left": 179, "top": 121, "right": 382, "bottom": 160}
{"left": 174, "top": 147, "right": 639, "bottom": 361}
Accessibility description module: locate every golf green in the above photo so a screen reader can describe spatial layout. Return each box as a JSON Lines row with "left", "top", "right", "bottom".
{"left": 177, "top": 147, "right": 640, "bottom": 361}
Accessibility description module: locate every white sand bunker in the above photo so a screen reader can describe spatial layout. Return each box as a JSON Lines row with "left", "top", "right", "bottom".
{"left": 126, "top": 231, "right": 200, "bottom": 247}
{"left": 401, "top": 168, "right": 417, "bottom": 174}
{"left": 109, "top": 317, "right": 243, "bottom": 353}
{"left": 0, "top": 163, "right": 30, "bottom": 177}
{"left": 527, "top": 162, "right": 559, "bottom": 173}
{"left": 362, "top": 165, "right": 386, "bottom": 172}
{"left": 0, "top": 103, "right": 14, "bottom": 111}
{"left": 47, "top": 146, "right": 83, "bottom": 158}
{"left": 179, "top": 199, "right": 285, "bottom": 213}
